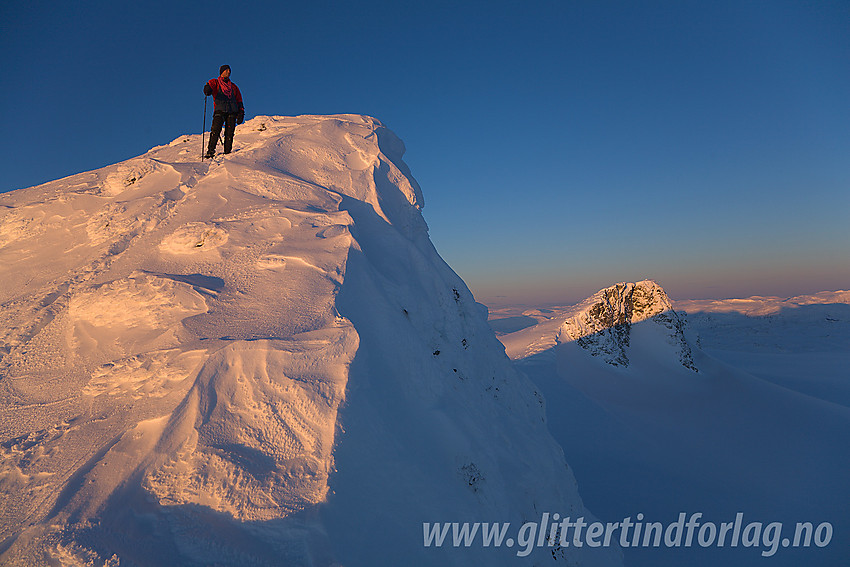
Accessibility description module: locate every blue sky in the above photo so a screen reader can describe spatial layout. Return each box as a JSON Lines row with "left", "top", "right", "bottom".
{"left": 2, "top": 0, "right": 848, "bottom": 304}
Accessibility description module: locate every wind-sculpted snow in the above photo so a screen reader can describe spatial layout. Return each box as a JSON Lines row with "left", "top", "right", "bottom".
{"left": 142, "top": 330, "right": 355, "bottom": 520}
{"left": 0, "top": 115, "right": 620, "bottom": 566}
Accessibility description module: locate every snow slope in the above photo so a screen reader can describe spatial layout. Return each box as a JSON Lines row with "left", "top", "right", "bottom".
{"left": 0, "top": 115, "right": 620, "bottom": 566}
{"left": 496, "top": 282, "right": 850, "bottom": 567}
{"left": 676, "top": 291, "right": 850, "bottom": 428}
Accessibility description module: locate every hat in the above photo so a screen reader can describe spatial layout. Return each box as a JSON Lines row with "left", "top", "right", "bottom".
{"left": 220, "top": 64, "right": 231, "bottom": 75}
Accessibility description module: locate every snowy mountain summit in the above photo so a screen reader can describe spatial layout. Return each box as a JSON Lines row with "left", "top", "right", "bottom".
{"left": 500, "top": 280, "right": 696, "bottom": 372}
{"left": 559, "top": 280, "right": 697, "bottom": 371}
{"left": 0, "top": 116, "right": 620, "bottom": 566}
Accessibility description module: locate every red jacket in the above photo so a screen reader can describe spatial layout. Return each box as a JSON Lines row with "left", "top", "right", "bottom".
{"left": 204, "top": 78, "right": 244, "bottom": 114}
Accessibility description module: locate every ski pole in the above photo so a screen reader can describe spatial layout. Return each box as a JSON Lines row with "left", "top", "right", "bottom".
{"left": 202, "top": 95, "right": 208, "bottom": 160}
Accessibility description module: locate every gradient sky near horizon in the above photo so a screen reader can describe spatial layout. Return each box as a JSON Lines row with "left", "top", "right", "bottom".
{"left": 2, "top": 0, "right": 848, "bottom": 305}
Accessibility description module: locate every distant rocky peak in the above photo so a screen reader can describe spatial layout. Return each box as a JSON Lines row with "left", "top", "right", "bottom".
{"left": 558, "top": 280, "right": 697, "bottom": 371}
{"left": 627, "top": 280, "right": 674, "bottom": 320}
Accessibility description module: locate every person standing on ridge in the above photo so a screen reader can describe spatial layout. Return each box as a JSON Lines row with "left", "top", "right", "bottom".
{"left": 203, "top": 65, "right": 244, "bottom": 158}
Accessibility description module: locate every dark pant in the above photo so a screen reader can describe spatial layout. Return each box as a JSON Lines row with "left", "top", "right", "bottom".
{"left": 208, "top": 111, "right": 237, "bottom": 154}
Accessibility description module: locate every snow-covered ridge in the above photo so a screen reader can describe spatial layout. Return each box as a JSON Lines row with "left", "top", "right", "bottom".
{"left": 0, "top": 115, "right": 620, "bottom": 566}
